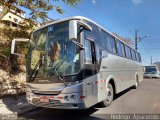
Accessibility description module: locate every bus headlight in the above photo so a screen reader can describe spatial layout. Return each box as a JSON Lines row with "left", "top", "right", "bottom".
{"left": 70, "top": 95, "right": 76, "bottom": 100}
{"left": 64, "top": 96, "right": 70, "bottom": 101}
{"left": 64, "top": 95, "right": 76, "bottom": 101}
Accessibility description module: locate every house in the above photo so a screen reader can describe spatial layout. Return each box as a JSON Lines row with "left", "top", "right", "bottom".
{"left": 0, "top": 6, "right": 25, "bottom": 27}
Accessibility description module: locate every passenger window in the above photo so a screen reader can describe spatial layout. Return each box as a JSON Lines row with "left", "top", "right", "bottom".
{"left": 131, "top": 49, "right": 136, "bottom": 60}
{"left": 125, "top": 45, "right": 132, "bottom": 59}
{"left": 128, "top": 47, "right": 132, "bottom": 59}
{"left": 109, "top": 37, "right": 117, "bottom": 54}
{"left": 138, "top": 53, "right": 141, "bottom": 62}
{"left": 135, "top": 52, "right": 139, "bottom": 61}
{"left": 117, "top": 41, "right": 125, "bottom": 57}
{"left": 95, "top": 45, "right": 100, "bottom": 64}
{"left": 83, "top": 20, "right": 103, "bottom": 50}
{"left": 101, "top": 30, "right": 111, "bottom": 51}
{"left": 84, "top": 40, "right": 92, "bottom": 64}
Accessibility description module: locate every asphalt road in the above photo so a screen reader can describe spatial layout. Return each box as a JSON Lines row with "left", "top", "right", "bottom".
{"left": 19, "top": 78, "right": 160, "bottom": 120}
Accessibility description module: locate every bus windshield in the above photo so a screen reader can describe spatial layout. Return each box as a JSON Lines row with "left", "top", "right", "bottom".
{"left": 145, "top": 66, "right": 157, "bottom": 73}
{"left": 27, "top": 21, "right": 80, "bottom": 82}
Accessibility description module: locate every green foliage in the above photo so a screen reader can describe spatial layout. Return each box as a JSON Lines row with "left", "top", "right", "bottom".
{"left": 1, "top": 45, "right": 10, "bottom": 57}
{"left": 0, "top": 0, "right": 81, "bottom": 20}
{"left": 0, "top": 25, "right": 30, "bottom": 57}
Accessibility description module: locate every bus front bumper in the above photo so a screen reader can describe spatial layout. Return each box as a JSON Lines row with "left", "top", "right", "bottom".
{"left": 26, "top": 91, "right": 87, "bottom": 109}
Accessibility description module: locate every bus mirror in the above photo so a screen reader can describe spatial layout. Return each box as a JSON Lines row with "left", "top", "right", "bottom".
{"left": 77, "top": 20, "right": 92, "bottom": 31}
{"left": 11, "top": 38, "right": 29, "bottom": 57}
{"left": 69, "top": 20, "right": 92, "bottom": 41}
{"left": 69, "top": 20, "right": 78, "bottom": 41}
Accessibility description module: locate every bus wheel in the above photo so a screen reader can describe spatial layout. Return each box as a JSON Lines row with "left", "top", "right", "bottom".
{"left": 99, "top": 83, "right": 114, "bottom": 107}
{"left": 133, "top": 76, "right": 139, "bottom": 89}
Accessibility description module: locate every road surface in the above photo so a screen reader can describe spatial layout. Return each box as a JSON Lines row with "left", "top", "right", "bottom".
{"left": 19, "top": 78, "right": 160, "bottom": 120}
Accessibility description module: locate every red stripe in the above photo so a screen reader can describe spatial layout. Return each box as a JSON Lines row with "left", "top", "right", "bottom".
{"left": 80, "top": 96, "right": 86, "bottom": 99}
{"left": 58, "top": 96, "right": 63, "bottom": 99}
{"left": 40, "top": 96, "right": 48, "bottom": 99}
{"left": 50, "top": 96, "right": 54, "bottom": 99}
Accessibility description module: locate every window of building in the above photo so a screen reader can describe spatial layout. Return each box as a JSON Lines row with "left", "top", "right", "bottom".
{"left": 9, "top": 16, "right": 11, "bottom": 19}
{"left": 14, "top": 18, "right": 18, "bottom": 22}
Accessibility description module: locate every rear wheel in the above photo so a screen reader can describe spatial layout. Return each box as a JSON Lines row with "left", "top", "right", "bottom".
{"left": 99, "top": 83, "right": 114, "bottom": 107}
{"left": 133, "top": 76, "right": 139, "bottom": 89}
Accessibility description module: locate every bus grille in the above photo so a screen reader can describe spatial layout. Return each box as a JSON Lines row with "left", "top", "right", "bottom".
{"left": 32, "top": 98, "right": 64, "bottom": 108}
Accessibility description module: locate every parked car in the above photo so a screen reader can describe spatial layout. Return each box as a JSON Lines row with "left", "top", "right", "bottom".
{"left": 143, "top": 66, "right": 160, "bottom": 78}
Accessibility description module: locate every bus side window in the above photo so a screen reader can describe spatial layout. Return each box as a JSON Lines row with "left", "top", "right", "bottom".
{"left": 138, "top": 53, "right": 141, "bottom": 62}
{"left": 84, "top": 39, "right": 97, "bottom": 64}
{"left": 95, "top": 45, "right": 100, "bottom": 64}
{"left": 126, "top": 46, "right": 132, "bottom": 59}
{"left": 117, "top": 41, "right": 125, "bottom": 57}
{"left": 135, "top": 52, "right": 138, "bottom": 61}
{"left": 129, "top": 47, "right": 132, "bottom": 59}
{"left": 84, "top": 40, "right": 92, "bottom": 64}
{"left": 131, "top": 49, "right": 136, "bottom": 61}
{"left": 109, "top": 37, "right": 117, "bottom": 54}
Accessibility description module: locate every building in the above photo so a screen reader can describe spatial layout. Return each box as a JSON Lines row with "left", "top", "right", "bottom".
{"left": 0, "top": 6, "right": 25, "bottom": 27}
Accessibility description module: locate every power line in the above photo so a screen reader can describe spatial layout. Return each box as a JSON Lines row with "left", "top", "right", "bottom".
{"left": 75, "top": 6, "right": 108, "bottom": 30}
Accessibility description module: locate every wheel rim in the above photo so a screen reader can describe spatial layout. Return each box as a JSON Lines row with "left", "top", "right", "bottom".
{"left": 107, "top": 88, "right": 112, "bottom": 102}
{"left": 135, "top": 81, "right": 138, "bottom": 87}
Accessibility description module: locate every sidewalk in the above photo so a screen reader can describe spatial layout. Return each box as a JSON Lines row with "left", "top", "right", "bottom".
{"left": 0, "top": 94, "right": 40, "bottom": 116}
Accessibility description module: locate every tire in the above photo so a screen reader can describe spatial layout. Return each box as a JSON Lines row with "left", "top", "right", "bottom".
{"left": 133, "top": 76, "right": 139, "bottom": 89}
{"left": 99, "top": 83, "right": 114, "bottom": 107}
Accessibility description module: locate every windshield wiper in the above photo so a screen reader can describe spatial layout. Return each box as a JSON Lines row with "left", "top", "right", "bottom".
{"left": 51, "top": 59, "right": 67, "bottom": 85}
{"left": 29, "top": 53, "right": 43, "bottom": 81}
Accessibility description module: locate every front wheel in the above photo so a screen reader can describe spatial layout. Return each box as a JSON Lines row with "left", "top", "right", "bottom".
{"left": 99, "top": 83, "right": 114, "bottom": 107}
{"left": 133, "top": 76, "right": 139, "bottom": 89}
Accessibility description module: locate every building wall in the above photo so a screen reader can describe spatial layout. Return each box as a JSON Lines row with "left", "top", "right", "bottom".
{"left": 2, "top": 12, "right": 24, "bottom": 24}
{"left": 0, "top": 6, "right": 3, "bottom": 12}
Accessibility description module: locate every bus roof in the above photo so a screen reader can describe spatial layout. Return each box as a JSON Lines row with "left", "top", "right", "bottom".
{"left": 33, "top": 16, "right": 138, "bottom": 52}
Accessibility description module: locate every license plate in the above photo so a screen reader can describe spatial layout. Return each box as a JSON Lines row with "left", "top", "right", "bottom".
{"left": 40, "top": 97, "right": 49, "bottom": 103}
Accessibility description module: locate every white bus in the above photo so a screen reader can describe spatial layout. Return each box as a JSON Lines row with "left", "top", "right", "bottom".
{"left": 144, "top": 65, "right": 160, "bottom": 78}
{"left": 11, "top": 16, "right": 143, "bottom": 109}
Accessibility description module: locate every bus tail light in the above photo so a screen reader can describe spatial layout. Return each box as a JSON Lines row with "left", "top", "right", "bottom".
{"left": 80, "top": 96, "right": 86, "bottom": 99}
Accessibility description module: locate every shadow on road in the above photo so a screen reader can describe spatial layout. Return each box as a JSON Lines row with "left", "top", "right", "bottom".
{"left": 18, "top": 87, "right": 136, "bottom": 120}
{"left": 19, "top": 107, "right": 104, "bottom": 120}
{"left": 94, "top": 86, "right": 133, "bottom": 109}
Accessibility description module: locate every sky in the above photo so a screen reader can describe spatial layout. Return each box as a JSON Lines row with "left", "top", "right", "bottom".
{"left": 23, "top": 0, "right": 160, "bottom": 65}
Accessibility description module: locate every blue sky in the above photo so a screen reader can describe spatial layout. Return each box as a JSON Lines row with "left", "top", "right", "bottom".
{"left": 23, "top": 0, "right": 160, "bottom": 65}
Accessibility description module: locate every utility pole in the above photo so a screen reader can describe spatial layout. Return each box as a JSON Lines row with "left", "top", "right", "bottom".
{"left": 135, "top": 29, "right": 138, "bottom": 50}
{"left": 151, "top": 56, "right": 152, "bottom": 65}
{"left": 135, "top": 29, "right": 148, "bottom": 50}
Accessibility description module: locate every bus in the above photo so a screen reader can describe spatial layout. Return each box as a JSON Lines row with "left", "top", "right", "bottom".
{"left": 144, "top": 65, "right": 160, "bottom": 78}
{"left": 11, "top": 16, "right": 143, "bottom": 109}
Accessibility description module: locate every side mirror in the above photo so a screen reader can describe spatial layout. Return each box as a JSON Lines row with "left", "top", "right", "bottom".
{"left": 69, "top": 20, "right": 78, "bottom": 41}
{"left": 11, "top": 38, "right": 29, "bottom": 56}
{"left": 69, "top": 20, "right": 92, "bottom": 41}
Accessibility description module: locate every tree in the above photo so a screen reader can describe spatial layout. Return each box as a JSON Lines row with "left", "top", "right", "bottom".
{"left": 0, "top": 0, "right": 80, "bottom": 20}
{"left": 112, "top": 32, "right": 133, "bottom": 46}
